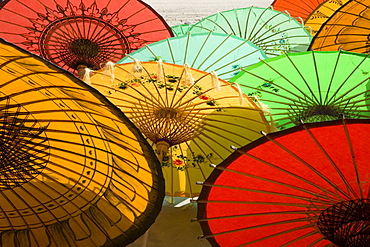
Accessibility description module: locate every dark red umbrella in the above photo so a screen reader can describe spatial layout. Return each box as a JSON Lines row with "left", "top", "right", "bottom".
{"left": 0, "top": 0, "right": 173, "bottom": 75}
{"left": 197, "top": 118, "right": 370, "bottom": 246}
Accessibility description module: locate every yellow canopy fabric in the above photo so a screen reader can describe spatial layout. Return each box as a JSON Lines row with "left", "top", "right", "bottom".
{"left": 310, "top": 0, "right": 370, "bottom": 52}
{"left": 305, "top": 0, "right": 350, "bottom": 36}
{"left": 0, "top": 39, "right": 164, "bottom": 246}
{"left": 88, "top": 61, "right": 271, "bottom": 199}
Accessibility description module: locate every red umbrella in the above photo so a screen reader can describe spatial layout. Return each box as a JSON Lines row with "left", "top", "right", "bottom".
{"left": 0, "top": 0, "right": 173, "bottom": 75}
{"left": 271, "top": 0, "right": 325, "bottom": 20}
{"left": 197, "top": 118, "right": 370, "bottom": 246}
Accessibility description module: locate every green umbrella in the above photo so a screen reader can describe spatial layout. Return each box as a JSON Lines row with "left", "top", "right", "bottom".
{"left": 171, "top": 23, "right": 191, "bottom": 36}
{"left": 229, "top": 50, "right": 370, "bottom": 130}
{"left": 189, "top": 7, "right": 312, "bottom": 57}
{"left": 119, "top": 32, "right": 267, "bottom": 80}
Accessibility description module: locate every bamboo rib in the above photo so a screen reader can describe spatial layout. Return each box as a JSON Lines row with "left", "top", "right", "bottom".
{"left": 190, "top": 7, "right": 310, "bottom": 57}
{"left": 234, "top": 50, "right": 370, "bottom": 130}
{"left": 310, "top": 0, "right": 370, "bottom": 52}
{"left": 0, "top": 0, "right": 172, "bottom": 72}
{"left": 120, "top": 24, "right": 269, "bottom": 78}
{"left": 203, "top": 167, "right": 341, "bottom": 202}
{"left": 0, "top": 40, "right": 164, "bottom": 246}
{"left": 0, "top": 129, "right": 131, "bottom": 241}
{"left": 263, "top": 134, "right": 353, "bottom": 200}
{"left": 198, "top": 120, "right": 370, "bottom": 246}
{"left": 269, "top": 230, "right": 318, "bottom": 247}
{"left": 197, "top": 209, "right": 320, "bottom": 222}
{"left": 342, "top": 118, "right": 363, "bottom": 198}
{"left": 202, "top": 184, "right": 340, "bottom": 206}
{"left": 202, "top": 217, "right": 313, "bottom": 238}
{"left": 88, "top": 61, "right": 270, "bottom": 199}
{"left": 234, "top": 149, "right": 346, "bottom": 200}
{"left": 237, "top": 227, "right": 318, "bottom": 247}
{"left": 302, "top": 122, "right": 359, "bottom": 199}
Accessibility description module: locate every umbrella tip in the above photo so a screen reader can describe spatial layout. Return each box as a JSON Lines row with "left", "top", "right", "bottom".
{"left": 196, "top": 181, "right": 204, "bottom": 185}
{"left": 210, "top": 71, "right": 221, "bottom": 91}
{"left": 230, "top": 145, "right": 238, "bottom": 150}
{"left": 191, "top": 218, "right": 198, "bottom": 222}
{"left": 198, "top": 235, "right": 205, "bottom": 239}
{"left": 209, "top": 163, "right": 216, "bottom": 168}
{"left": 299, "top": 119, "right": 305, "bottom": 124}
{"left": 260, "top": 131, "right": 268, "bottom": 136}
{"left": 82, "top": 68, "right": 93, "bottom": 84}
{"left": 190, "top": 198, "right": 198, "bottom": 203}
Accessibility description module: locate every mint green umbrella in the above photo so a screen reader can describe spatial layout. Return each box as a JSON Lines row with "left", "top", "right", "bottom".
{"left": 119, "top": 32, "right": 267, "bottom": 80}
{"left": 230, "top": 50, "right": 370, "bottom": 130}
{"left": 171, "top": 23, "right": 191, "bottom": 36}
{"left": 189, "top": 7, "right": 312, "bottom": 57}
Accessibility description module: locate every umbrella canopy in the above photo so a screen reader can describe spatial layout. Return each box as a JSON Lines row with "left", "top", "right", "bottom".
{"left": 0, "top": 38, "right": 164, "bottom": 246}
{"left": 171, "top": 23, "right": 191, "bottom": 36}
{"left": 197, "top": 118, "right": 370, "bottom": 247}
{"left": 189, "top": 7, "right": 312, "bottom": 57}
{"left": 0, "top": 0, "right": 173, "bottom": 74}
{"left": 309, "top": 0, "right": 370, "bottom": 52}
{"left": 230, "top": 50, "right": 370, "bottom": 130}
{"left": 87, "top": 61, "right": 271, "bottom": 199}
{"left": 118, "top": 32, "right": 268, "bottom": 80}
{"left": 305, "top": 0, "right": 350, "bottom": 36}
{"left": 271, "top": 0, "right": 326, "bottom": 21}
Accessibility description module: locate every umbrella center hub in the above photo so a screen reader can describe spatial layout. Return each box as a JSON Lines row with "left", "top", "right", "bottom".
{"left": 70, "top": 39, "right": 100, "bottom": 58}
{"left": 293, "top": 104, "right": 341, "bottom": 123}
{"left": 133, "top": 105, "right": 200, "bottom": 146}
{"left": 154, "top": 107, "right": 179, "bottom": 119}
{"left": 317, "top": 199, "right": 370, "bottom": 247}
{"left": 37, "top": 16, "right": 131, "bottom": 71}
{"left": 0, "top": 104, "right": 49, "bottom": 189}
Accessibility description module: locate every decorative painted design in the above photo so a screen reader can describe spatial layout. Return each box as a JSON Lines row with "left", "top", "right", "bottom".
{"left": 117, "top": 74, "right": 221, "bottom": 111}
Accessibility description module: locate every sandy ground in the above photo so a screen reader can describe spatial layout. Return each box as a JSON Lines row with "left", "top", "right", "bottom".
{"left": 144, "top": 0, "right": 273, "bottom": 26}
{"left": 128, "top": 198, "right": 210, "bottom": 247}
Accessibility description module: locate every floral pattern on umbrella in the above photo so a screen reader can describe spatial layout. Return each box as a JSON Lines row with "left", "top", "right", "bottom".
{"left": 230, "top": 50, "right": 370, "bottom": 130}
{"left": 118, "top": 32, "right": 268, "bottom": 80}
{"left": 87, "top": 61, "right": 271, "bottom": 199}
{"left": 189, "top": 7, "right": 312, "bottom": 57}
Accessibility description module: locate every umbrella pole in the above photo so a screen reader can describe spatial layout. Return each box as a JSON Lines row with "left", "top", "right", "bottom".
{"left": 142, "top": 230, "right": 149, "bottom": 247}
{"left": 156, "top": 141, "right": 175, "bottom": 203}
{"left": 156, "top": 141, "right": 170, "bottom": 164}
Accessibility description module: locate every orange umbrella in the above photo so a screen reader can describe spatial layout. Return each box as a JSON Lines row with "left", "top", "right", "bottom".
{"left": 305, "top": 0, "right": 350, "bottom": 36}
{"left": 86, "top": 61, "right": 271, "bottom": 199}
{"left": 310, "top": 0, "right": 370, "bottom": 52}
{"left": 0, "top": 38, "right": 164, "bottom": 246}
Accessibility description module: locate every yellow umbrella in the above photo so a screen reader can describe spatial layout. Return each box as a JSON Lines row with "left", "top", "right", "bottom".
{"left": 0, "top": 38, "right": 163, "bottom": 246}
{"left": 87, "top": 61, "right": 271, "bottom": 199}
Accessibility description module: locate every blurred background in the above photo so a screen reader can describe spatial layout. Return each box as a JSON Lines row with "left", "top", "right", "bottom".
{"left": 144, "top": 0, "right": 273, "bottom": 26}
